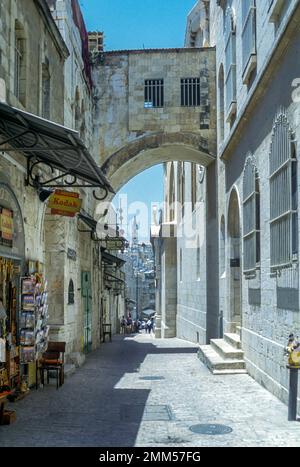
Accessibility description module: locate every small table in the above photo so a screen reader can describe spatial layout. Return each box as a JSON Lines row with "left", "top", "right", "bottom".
{"left": 102, "top": 324, "right": 112, "bottom": 343}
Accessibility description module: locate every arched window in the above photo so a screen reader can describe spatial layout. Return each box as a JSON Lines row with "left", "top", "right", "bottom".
{"left": 14, "top": 21, "right": 26, "bottom": 105}
{"left": 270, "top": 111, "right": 298, "bottom": 270}
{"left": 225, "top": 8, "right": 236, "bottom": 122}
{"left": 218, "top": 65, "right": 225, "bottom": 143}
{"left": 243, "top": 157, "right": 260, "bottom": 274}
{"left": 68, "top": 279, "right": 75, "bottom": 305}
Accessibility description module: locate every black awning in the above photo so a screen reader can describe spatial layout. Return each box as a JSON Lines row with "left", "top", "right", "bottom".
{"left": 0, "top": 102, "right": 114, "bottom": 195}
{"left": 78, "top": 210, "right": 98, "bottom": 232}
{"left": 101, "top": 250, "right": 126, "bottom": 267}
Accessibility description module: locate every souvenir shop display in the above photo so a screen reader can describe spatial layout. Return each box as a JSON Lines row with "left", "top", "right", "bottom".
{"left": 20, "top": 273, "right": 49, "bottom": 365}
{"left": 0, "top": 257, "right": 20, "bottom": 394}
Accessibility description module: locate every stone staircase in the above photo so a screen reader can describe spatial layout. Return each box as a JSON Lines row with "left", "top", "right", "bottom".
{"left": 198, "top": 329, "right": 247, "bottom": 375}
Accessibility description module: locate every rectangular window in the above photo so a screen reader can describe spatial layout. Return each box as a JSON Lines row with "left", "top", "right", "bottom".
{"left": 14, "top": 36, "right": 26, "bottom": 105}
{"left": 242, "top": 0, "right": 256, "bottom": 74}
{"left": 181, "top": 78, "right": 200, "bottom": 107}
{"left": 144, "top": 79, "right": 164, "bottom": 108}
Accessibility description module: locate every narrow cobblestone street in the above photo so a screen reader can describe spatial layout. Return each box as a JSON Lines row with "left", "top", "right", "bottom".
{"left": 1, "top": 334, "right": 300, "bottom": 447}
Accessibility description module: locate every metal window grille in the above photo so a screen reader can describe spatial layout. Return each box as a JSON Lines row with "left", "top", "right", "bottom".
{"left": 270, "top": 112, "right": 298, "bottom": 270}
{"left": 242, "top": 0, "right": 256, "bottom": 72}
{"left": 181, "top": 78, "right": 200, "bottom": 107}
{"left": 144, "top": 79, "right": 164, "bottom": 108}
{"left": 225, "top": 8, "right": 236, "bottom": 112}
{"left": 243, "top": 157, "right": 260, "bottom": 274}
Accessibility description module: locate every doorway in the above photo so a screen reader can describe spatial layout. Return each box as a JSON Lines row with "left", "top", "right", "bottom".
{"left": 228, "top": 189, "right": 242, "bottom": 333}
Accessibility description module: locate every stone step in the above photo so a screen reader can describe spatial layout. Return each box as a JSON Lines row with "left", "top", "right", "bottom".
{"left": 198, "top": 345, "right": 246, "bottom": 373}
{"left": 224, "top": 333, "right": 242, "bottom": 349}
{"left": 211, "top": 338, "right": 244, "bottom": 360}
{"left": 236, "top": 326, "right": 242, "bottom": 339}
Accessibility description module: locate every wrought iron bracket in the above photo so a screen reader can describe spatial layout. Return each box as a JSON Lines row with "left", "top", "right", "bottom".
{"left": 24, "top": 156, "right": 109, "bottom": 200}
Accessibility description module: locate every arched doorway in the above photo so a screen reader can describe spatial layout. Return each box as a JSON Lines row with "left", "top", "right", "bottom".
{"left": 227, "top": 188, "right": 242, "bottom": 333}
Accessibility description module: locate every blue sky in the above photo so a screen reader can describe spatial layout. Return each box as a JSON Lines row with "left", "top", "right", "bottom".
{"left": 80, "top": 0, "right": 196, "bottom": 50}
{"left": 80, "top": 0, "right": 196, "bottom": 240}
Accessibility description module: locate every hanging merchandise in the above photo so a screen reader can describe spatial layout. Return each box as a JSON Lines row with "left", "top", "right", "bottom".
{"left": 0, "top": 338, "right": 5, "bottom": 363}
{"left": 20, "top": 274, "right": 49, "bottom": 365}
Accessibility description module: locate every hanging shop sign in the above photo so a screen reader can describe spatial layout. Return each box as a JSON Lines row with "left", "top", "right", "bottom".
{"left": 0, "top": 207, "right": 13, "bottom": 247}
{"left": 105, "top": 238, "right": 126, "bottom": 251}
{"left": 48, "top": 190, "right": 82, "bottom": 218}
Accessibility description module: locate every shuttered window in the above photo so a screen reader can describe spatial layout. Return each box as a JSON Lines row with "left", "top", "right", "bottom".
{"left": 242, "top": 0, "right": 256, "bottom": 72}
{"left": 243, "top": 158, "right": 260, "bottom": 274}
{"left": 225, "top": 8, "right": 236, "bottom": 112}
{"left": 270, "top": 112, "right": 298, "bottom": 270}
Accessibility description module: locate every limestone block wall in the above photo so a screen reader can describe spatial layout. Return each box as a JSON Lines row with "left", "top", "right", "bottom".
{"left": 220, "top": 27, "right": 300, "bottom": 405}
{"left": 92, "top": 48, "right": 216, "bottom": 167}
{"left": 0, "top": 0, "right": 65, "bottom": 123}
{"left": 177, "top": 163, "right": 207, "bottom": 344}
{"left": 211, "top": 0, "right": 298, "bottom": 144}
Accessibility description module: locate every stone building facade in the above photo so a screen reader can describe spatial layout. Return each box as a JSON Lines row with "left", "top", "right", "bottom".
{"left": 0, "top": 0, "right": 124, "bottom": 379}
{"left": 162, "top": 0, "right": 300, "bottom": 406}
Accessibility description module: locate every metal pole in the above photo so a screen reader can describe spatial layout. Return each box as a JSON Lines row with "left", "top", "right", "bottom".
{"left": 136, "top": 273, "right": 139, "bottom": 321}
{"left": 288, "top": 367, "right": 299, "bottom": 421}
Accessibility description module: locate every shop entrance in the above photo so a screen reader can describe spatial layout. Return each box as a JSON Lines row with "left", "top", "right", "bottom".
{"left": 81, "top": 271, "right": 92, "bottom": 354}
{"left": 0, "top": 257, "right": 22, "bottom": 392}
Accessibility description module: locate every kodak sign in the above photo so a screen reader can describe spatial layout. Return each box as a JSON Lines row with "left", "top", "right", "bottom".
{"left": 48, "top": 190, "right": 82, "bottom": 218}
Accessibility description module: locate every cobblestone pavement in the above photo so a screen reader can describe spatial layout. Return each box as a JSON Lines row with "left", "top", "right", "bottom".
{"left": 1, "top": 333, "right": 300, "bottom": 447}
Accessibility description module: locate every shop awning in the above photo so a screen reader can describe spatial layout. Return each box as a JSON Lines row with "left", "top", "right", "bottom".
{"left": 78, "top": 209, "right": 98, "bottom": 232}
{"left": 101, "top": 250, "right": 126, "bottom": 267}
{"left": 0, "top": 102, "right": 114, "bottom": 198}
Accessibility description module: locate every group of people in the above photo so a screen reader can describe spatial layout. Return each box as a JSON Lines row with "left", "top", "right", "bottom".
{"left": 120, "top": 313, "right": 156, "bottom": 335}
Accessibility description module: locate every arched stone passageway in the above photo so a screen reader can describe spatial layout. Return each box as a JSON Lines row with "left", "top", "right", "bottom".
{"left": 97, "top": 132, "right": 219, "bottom": 343}
{"left": 101, "top": 132, "right": 216, "bottom": 196}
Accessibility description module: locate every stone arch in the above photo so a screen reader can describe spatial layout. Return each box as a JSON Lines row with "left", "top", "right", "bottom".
{"left": 101, "top": 132, "right": 215, "bottom": 196}
{"left": 227, "top": 186, "right": 242, "bottom": 334}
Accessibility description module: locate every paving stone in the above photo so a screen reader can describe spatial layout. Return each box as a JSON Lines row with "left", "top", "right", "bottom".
{"left": 1, "top": 334, "right": 300, "bottom": 447}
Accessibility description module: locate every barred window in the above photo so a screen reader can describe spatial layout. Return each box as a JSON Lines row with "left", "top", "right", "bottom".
{"left": 243, "top": 158, "right": 260, "bottom": 274}
{"left": 181, "top": 78, "right": 200, "bottom": 107}
{"left": 242, "top": 0, "right": 256, "bottom": 72}
{"left": 144, "top": 79, "right": 164, "bottom": 108}
{"left": 270, "top": 112, "right": 298, "bottom": 270}
{"left": 225, "top": 8, "right": 236, "bottom": 114}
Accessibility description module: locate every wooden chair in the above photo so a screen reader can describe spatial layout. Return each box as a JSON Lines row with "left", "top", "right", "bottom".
{"left": 40, "top": 342, "right": 66, "bottom": 390}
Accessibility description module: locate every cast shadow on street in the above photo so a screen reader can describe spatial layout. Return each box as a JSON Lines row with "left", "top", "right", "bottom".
{"left": 0, "top": 335, "right": 198, "bottom": 447}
